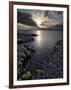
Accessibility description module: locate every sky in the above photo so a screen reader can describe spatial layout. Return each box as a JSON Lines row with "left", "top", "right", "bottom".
{"left": 17, "top": 9, "right": 63, "bottom": 29}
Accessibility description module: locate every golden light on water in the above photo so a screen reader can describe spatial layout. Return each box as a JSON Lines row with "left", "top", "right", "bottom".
{"left": 36, "top": 30, "right": 42, "bottom": 45}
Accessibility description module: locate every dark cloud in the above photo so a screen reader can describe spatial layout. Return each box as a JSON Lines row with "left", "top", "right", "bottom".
{"left": 44, "top": 11, "right": 63, "bottom": 19}
{"left": 17, "top": 10, "right": 37, "bottom": 26}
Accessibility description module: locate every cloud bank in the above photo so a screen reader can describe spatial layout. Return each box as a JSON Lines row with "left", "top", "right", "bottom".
{"left": 17, "top": 9, "right": 63, "bottom": 29}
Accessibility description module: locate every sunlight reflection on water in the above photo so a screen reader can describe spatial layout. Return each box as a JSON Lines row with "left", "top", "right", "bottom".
{"left": 36, "top": 30, "right": 42, "bottom": 45}
{"left": 34, "top": 30, "right": 63, "bottom": 49}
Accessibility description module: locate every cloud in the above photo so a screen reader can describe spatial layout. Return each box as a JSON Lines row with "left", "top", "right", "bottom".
{"left": 17, "top": 9, "right": 63, "bottom": 29}
{"left": 17, "top": 10, "right": 37, "bottom": 26}
{"left": 42, "top": 11, "right": 63, "bottom": 28}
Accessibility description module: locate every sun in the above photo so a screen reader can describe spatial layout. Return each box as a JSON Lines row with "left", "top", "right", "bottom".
{"left": 36, "top": 20, "right": 42, "bottom": 27}
{"left": 33, "top": 17, "right": 43, "bottom": 27}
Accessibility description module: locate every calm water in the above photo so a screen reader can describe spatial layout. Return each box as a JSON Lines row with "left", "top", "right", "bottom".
{"left": 17, "top": 29, "right": 63, "bottom": 79}
{"left": 18, "top": 29, "right": 63, "bottom": 55}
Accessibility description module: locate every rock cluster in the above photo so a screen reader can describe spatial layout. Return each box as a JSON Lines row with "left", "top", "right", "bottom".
{"left": 17, "top": 30, "right": 63, "bottom": 80}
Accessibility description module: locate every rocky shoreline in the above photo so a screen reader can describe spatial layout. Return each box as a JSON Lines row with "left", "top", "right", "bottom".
{"left": 17, "top": 30, "right": 63, "bottom": 80}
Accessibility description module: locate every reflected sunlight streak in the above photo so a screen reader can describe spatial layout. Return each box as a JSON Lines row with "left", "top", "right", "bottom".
{"left": 36, "top": 30, "right": 42, "bottom": 45}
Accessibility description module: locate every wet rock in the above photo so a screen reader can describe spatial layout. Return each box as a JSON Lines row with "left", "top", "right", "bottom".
{"left": 21, "top": 71, "right": 32, "bottom": 80}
